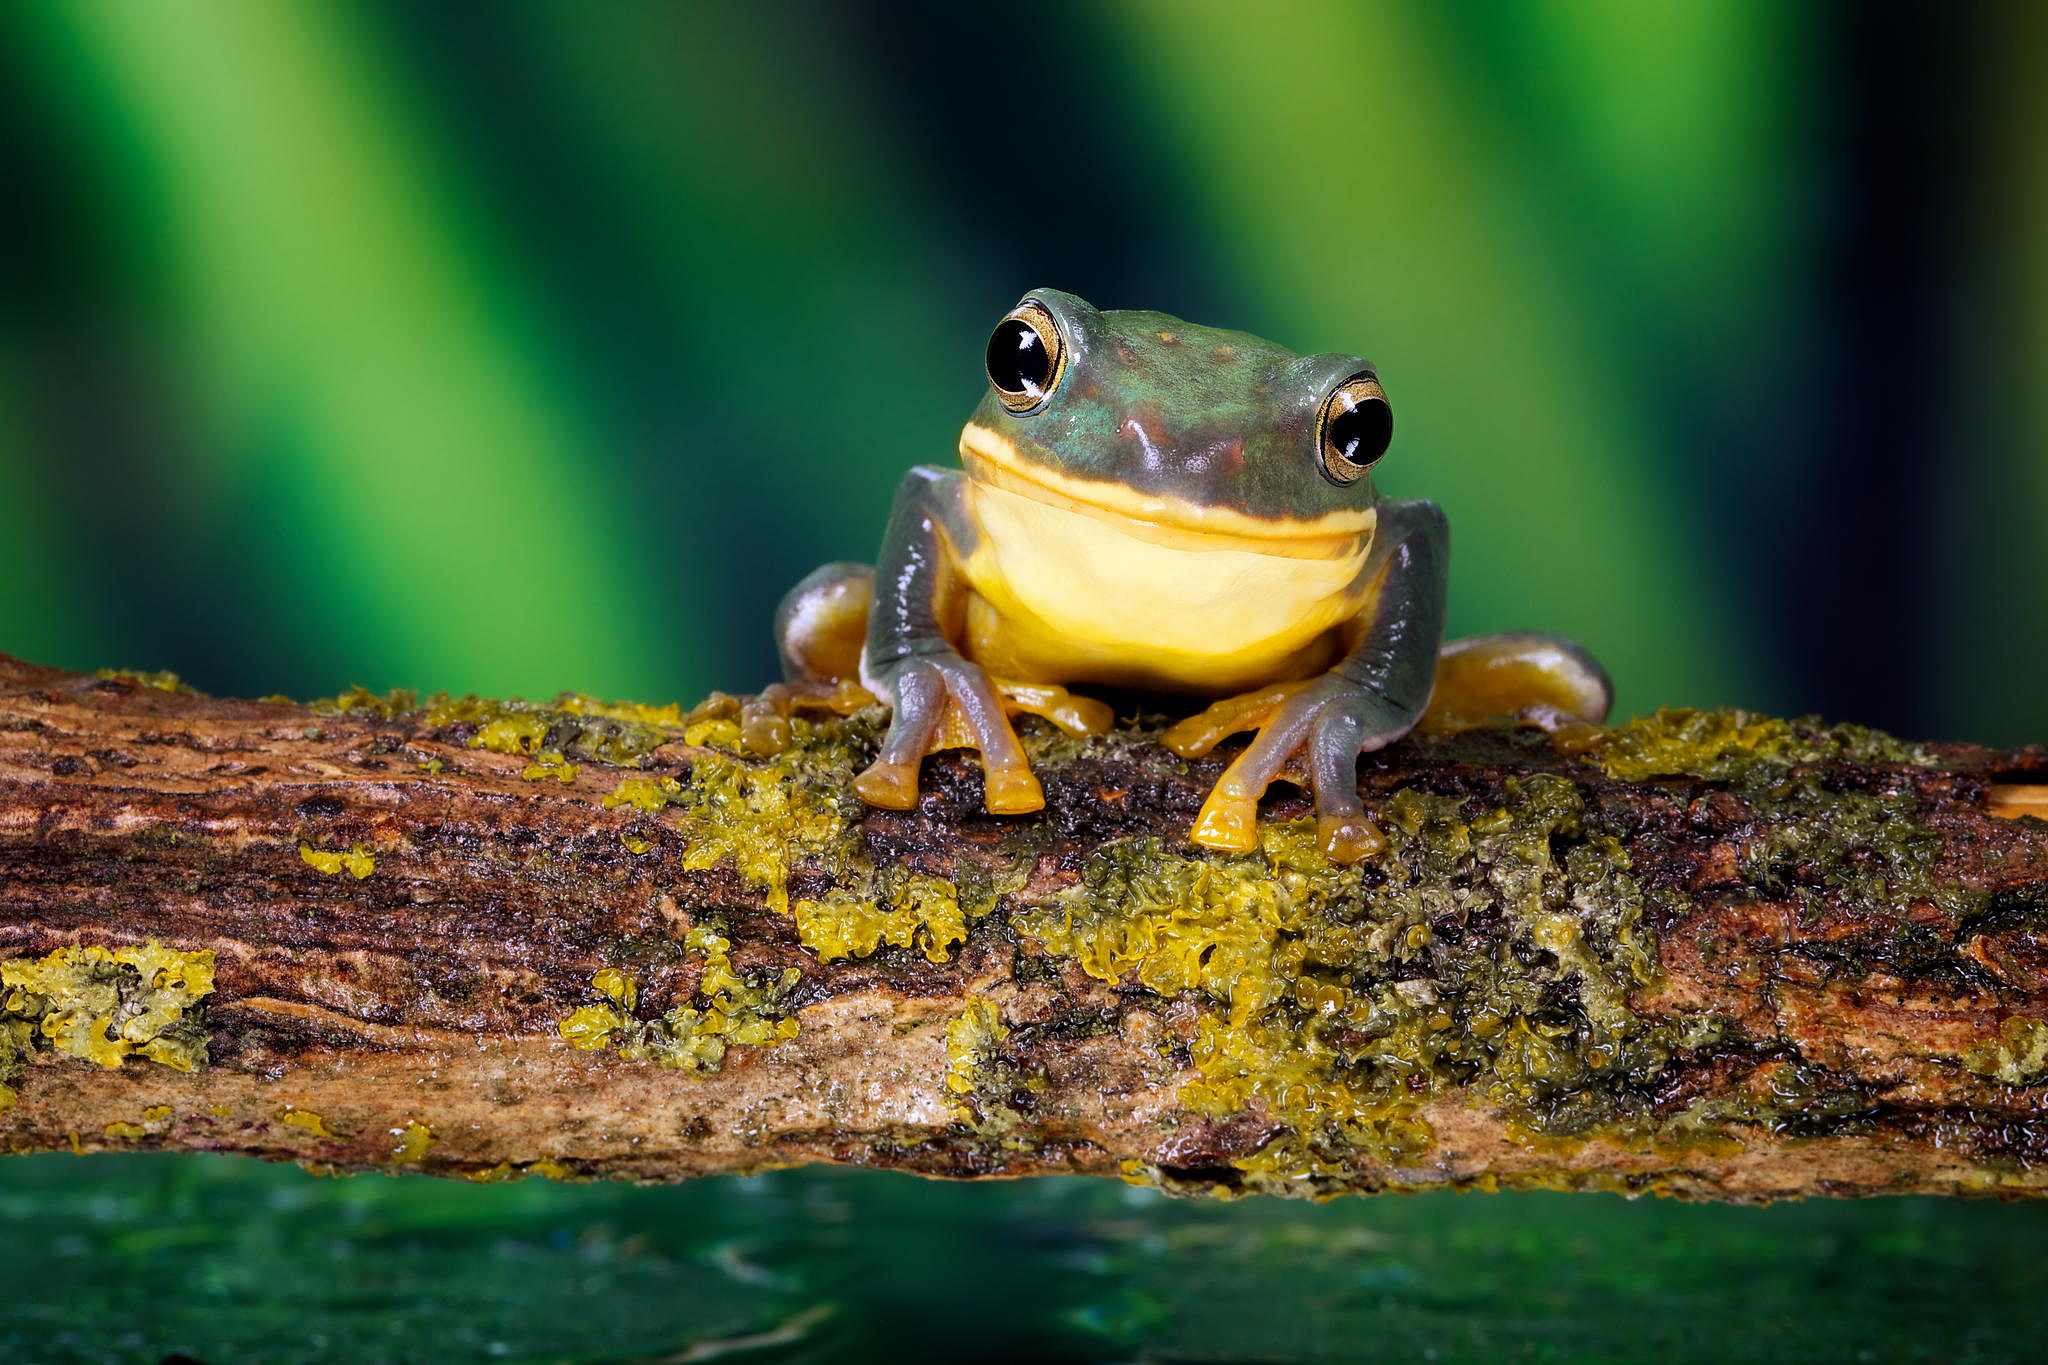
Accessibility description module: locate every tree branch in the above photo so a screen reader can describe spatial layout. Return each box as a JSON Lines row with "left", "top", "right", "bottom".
{"left": 3, "top": 653, "right": 2046, "bottom": 1201}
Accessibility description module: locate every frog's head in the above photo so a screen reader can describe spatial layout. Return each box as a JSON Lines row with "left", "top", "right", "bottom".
{"left": 961, "top": 288, "right": 1390, "bottom": 556}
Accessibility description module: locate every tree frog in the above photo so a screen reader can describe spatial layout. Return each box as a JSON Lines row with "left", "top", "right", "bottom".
{"left": 749, "top": 289, "right": 1611, "bottom": 862}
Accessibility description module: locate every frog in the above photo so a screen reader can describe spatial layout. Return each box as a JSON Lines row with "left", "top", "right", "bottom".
{"left": 745, "top": 288, "right": 1611, "bottom": 863}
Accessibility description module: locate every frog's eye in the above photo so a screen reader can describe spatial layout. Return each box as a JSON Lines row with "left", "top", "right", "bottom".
{"left": 1317, "top": 374, "right": 1392, "bottom": 484}
{"left": 986, "top": 301, "right": 1066, "bottom": 413}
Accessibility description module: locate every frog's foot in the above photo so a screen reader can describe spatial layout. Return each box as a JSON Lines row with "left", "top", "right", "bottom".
{"left": 734, "top": 678, "right": 877, "bottom": 756}
{"left": 1419, "top": 631, "right": 1613, "bottom": 751}
{"left": 853, "top": 654, "right": 1060, "bottom": 815}
{"left": 1165, "top": 675, "right": 1407, "bottom": 864}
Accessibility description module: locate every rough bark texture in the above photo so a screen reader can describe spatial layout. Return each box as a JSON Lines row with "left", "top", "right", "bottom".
{"left": 3, "top": 652, "right": 2048, "bottom": 1202}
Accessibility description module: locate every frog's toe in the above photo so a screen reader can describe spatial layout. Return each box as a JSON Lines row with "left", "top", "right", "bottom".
{"left": 1186, "top": 689, "right": 1324, "bottom": 853}
{"left": 738, "top": 678, "right": 877, "bottom": 757}
{"left": 1161, "top": 681, "right": 1311, "bottom": 758}
{"left": 1184, "top": 677, "right": 1413, "bottom": 861}
{"left": 1309, "top": 710, "right": 1388, "bottom": 864}
{"left": 854, "top": 655, "right": 1045, "bottom": 815}
{"left": 994, "top": 680, "right": 1114, "bottom": 738}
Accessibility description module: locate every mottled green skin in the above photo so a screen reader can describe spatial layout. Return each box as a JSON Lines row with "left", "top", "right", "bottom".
{"left": 969, "top": 288, "right": 1383, "bottom": 523}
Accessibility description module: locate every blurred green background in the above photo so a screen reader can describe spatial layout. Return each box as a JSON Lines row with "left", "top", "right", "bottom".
{"left": 3, "top": 1, "right": 2047, "bottom": 1362}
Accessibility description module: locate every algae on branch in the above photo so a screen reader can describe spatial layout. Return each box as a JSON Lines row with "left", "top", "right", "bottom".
{"left": 1964, "top": 1018, "right": 2048, "bottom": 1086}
{"left": 299, "top": 843, "right": 375, "bottom": 879}
{"left": 312, "top": 686, "right": 682, "bottom": 767}
{"left": 1017, "top": 777, "right": 1709, "bottom": 1187}
{"left": 1597, "top": 707, "right": 1937, "bottom": 783}
{"left": 559, "top": 925, "right": 800, "bottom": 1075}
{"left": 0, "top": 942, "right": 216, "bottom": 1109}
{"left": 944, "top": 999, "right": 1045, "bottom": 1133}
{"left": 94, "top": 667, "right": 201, "bottom": 695}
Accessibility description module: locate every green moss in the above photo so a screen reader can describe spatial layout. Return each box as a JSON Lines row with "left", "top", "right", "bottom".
{"left": 0, "top": 942, "right": 215, "bottom": 1107}
{"left": 95, "top": 667, "right": 201, "bottom": 695}
{"left": 311, "top": 688, "right": 679, "bottom": 767}
{"left": 1739, "top": 774, "right": 1986, "bottom": 930}
{"left": 1597, "top": 707, "right": 1936, "bottom": 783}
{"left": 558, "top": 925, "right": 800, "bottom": 1075}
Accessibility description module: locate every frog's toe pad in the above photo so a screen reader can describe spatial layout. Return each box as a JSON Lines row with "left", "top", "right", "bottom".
{"left": 852, "top": 759, "right": 922, "bottom": 809}
{"left": 1190, "top": 787, "right": 1262, "bottom": 853}
{"left": 1318, "top": 813, "right": 1387, "bottom": 864}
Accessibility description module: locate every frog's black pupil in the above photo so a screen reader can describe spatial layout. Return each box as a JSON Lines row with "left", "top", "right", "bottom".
{"left": 1328, "top": 396, "right": 1391, "bottom": 466}
{"left": 987, "top": 319, "right": 1052, "bottom": 396}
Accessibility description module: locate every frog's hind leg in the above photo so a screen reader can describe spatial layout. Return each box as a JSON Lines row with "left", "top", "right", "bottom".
{"left": 776, "top": 562, "right": 873, "bottom": 685}
{"left": 1420, "top": 631, "right": 1613, "bottom": 738}
{"left": 732, "top": 563, "right": 879, "bottom": 755}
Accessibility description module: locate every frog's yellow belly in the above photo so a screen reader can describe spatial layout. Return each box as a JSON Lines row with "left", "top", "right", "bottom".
{"left": 959, "top": 481, "right": 1369, "bottom": 695}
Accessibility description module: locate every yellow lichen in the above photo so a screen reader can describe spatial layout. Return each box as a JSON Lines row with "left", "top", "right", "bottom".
{"left": 682, "top": 717, "right": 745, "bottom": 750}
{"left": 944, "top": 1000, "right": 1007, "bottom": 1106}
{"left": 620, "top": 834, "right": 655, "bottom": 855}
{"left": 310, "top": 684, "right": 418, "bottom": 719}
{"left": 677, "top": 752, "right": 844, "bottom": 915}
{"left": 390, "top": 1118, "right": 437, "bottom": 1162}
{"left": 299, "top": 843, "right": 375, "bottom": 879}
{"left": 604, "top": 774, "right": 684, "bottom": 812}
{"left": 591, "top": 968, "right": 637, "bottom": 1010}
{"left": 557, "top": 928, "right": 801, "bottom": 1075}
{"left": 0, "top": 942, "right": 215, "bottom": 1090}
{"left": 142, "top": 1105, "right": 172, "bottom": 1123}
{"left": 558, "top": 1003, "right": 629, "bottom": 1050}
{"left": 1596, "top": 706, "right": 1936, "bottom": 783}
{"left": 520, "top": 753, "right": 580, "bottom": 783}
{"left": 461, "top": 1156, "right": 574, "bottom": 1183}
{"left": 557, "top": 693, "right": 690, "bottom": 728}
{"left": 1963, "top": 1017, "right": 2048, "bottom": 1086}
{"left": 102, "top": 1121, "right": 148, "bottom": 1139}
{"left": 942, "top": 999, "right": 1042, "bottom": 1132}
{"left": 277, "top": 1106, "right": 332, "bottom": 1137}
{"left": 794, "top": 873, "right": 967, "bottom": 965}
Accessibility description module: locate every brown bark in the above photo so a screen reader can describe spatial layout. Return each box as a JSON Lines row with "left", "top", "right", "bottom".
{"left": 3, "top": 651, "right": 2047, "bottom": 1201}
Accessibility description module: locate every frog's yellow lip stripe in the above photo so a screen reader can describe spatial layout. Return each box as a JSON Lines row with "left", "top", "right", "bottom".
{"left": 959, "top": 423, "right": 1374, "bottom": 560}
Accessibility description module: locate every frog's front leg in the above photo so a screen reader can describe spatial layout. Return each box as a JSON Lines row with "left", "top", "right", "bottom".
{"left": 853, "top": 466, "right": 1071, "bottom": 815}
{"left": 1165, "top": 498, "right": 1450, "bottom": 863}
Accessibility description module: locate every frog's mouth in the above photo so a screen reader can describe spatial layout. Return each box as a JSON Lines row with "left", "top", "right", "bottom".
{"left": 959, "top": 423, "right": 1374, "bottom": 561}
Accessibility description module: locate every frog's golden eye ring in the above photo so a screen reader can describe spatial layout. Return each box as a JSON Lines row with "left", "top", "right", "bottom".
{"left": 986, "top": 301, "right": 1067, "bottom": 413}
{"left": 1317, "top": 374, "right": 1392, "bottom": 484}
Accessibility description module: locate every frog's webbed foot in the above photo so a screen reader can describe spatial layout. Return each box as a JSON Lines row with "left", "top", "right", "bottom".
{"left": 854, "top": 658, "right": 1112, "bottom": 815}
{"left": 1164, "top": 676, "right": 1407, "bottom": 864}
